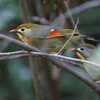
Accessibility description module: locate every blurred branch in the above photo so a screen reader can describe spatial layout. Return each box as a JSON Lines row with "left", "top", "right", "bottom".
{"left": 0, "top": 34, "right": 100, "bottom": 95}
{"left": 0, "top": 50, "right": 100, "bottom": 71}
{"left": 28, "top": 53, "right": 55, "bottom": 100}
{"left": 0, "top": 34, "right": 58, "bottom": 100}
{"left": 64, "top": 0, "right": 75, "bottom": 26}
{"left": 0, "top": 34, "right": 40, "bottom": 52}
{"left": 0, "top": 50, "right": 28, "bottom": 59}
{"left": 0, "top": 34, "right": 57, "bottom": 100}
{"left": 32, "top": 16, "right": 49, "bottom": 24}
{"left": 0, "top": 50, "right": 97, "bottom": 90}
{"left": 56, "top": 0, "right": 100, "bottom": 20}
{"left": 20, "top": 0, "right": 30, "bottom": 22}
{"left": 57, "top": 17, "right": 79, "bottom": 54}
{"left": 34, "top": 0, "right": 44, "bottom": 17}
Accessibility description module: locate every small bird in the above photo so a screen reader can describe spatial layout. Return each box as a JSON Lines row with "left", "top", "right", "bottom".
{"left": 73, "top": 43, "right": 100, "bottom": 82}
{"left": 75, "top": 44, "right": 95, "bottom": 60}
{"left": 10, "top": 23, "right": 51, "bottom": 45}
{"left": 10, "top": 23, "right": 81, "bottom": 53}
{"left": 47, "top": 28, "right": 82, "bottom": 53}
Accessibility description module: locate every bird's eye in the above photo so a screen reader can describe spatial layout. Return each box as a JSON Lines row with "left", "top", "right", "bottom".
{"left": 21, "top": 28, "right": 25, "bottom": 31}
{"left": 77, "top": 47, "right": 84, "bottom": 51}
{"left": 80, "top": 48, "right": 84, "bottom": 51}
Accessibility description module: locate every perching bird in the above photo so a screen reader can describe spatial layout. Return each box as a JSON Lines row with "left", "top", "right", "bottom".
{"left": 10, "top": 23, "right": 81, "bottom": 53}
{"left": 74, "top": 43, "right": 100, "bottom": 82}
{"left": 75, "top": 44, "right": 95, "bottom": 60}
{"left": 10, "top": 23, "right": 51, "bottom": 45}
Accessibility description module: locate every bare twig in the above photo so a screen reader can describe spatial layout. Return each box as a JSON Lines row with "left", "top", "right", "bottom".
{"left": 0, "top": 34, "right": 100, "bottom": 93}
{"left": 20, "top": 0, "right": 30, "bottom": 22}
{"left": 0, "top": 50, "right": 100, "bottom": 69}
{"left": 34, "top": 0, "right": 44, "bottom": 17}
{"left": 57, "top": 18, "right": 79, "bottom": 54}
{"left": 0, "top": 34, "right": 40, "bottom": 52}
{"left": 0, "top": 50, "right": 96, "bottom": 89}
{"left": 64, "top": 0, "right": 75, "bottom": 26}
{"left": 0, "top": 50, "right": 28, "bottom": 60}
{"left": 0, "top": 34, "right": 58, "bottom": 100}
{"left": 0, "top": 34, "right": 100, "bottom": 70}
{"left": 0, "top": 34, "right": 57, "bottom": 100}
{"left": 55, "top": 0, "right": 100, "bottom": 21}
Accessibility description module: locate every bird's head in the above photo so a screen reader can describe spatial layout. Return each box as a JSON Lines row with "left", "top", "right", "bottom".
{"left": 10, "top": 23, "right": 33, "bottom": 36}
{"left": 70, "top": 44, "right": 95, "bottom": 60}
{"left": 10, "top": 23, "right": 34, "bottom": 44}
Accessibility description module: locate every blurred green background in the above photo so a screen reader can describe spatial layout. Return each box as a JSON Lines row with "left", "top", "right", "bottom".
{"left": 0, "top": 0, "right": 100, "bottom": 100}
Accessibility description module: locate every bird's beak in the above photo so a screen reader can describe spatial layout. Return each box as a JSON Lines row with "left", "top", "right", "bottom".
{"left": 9, "top": 29, "right": 17, "bottom": 32}
{"left": 69, "top": 48, "right": 85, "bottom": 59}
{"left": 69, "top": 48, "right": 76, "bottom": 52}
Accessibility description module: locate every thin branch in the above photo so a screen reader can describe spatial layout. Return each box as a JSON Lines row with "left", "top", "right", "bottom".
{"left": 20, "top": 0, "right": 30, "bottom": 22}
{"left": 57, "top": 17, "right": 79, "bottom": 54}
{"left": 0, "top": 34, "right": 99, "bottom": 92}
{"left": 64, "top": 0, "right": 75, "bottom": 26}
{"left": 0, "top": 34, "right": 57, "bottom": 100}
{"left": 0, "top": 34, "right": 40, "bottom": 52}
{"left": 0, "top": 50, "right": 100, "bottom": 69}
{"left": 55, "top": 0, "right": 100, "bottom": 21}
{"left": 34, "top": 0, "right": 44, "bottom": 17}
{"left": 0, "top": 34, "right": 100, "bottom": 70}
{"left": 0, "top": 50, "right": 28, "bottom": 60}
{"left": 32, "top": 52, "right": 100, "bottom": 69}
{"left": 0, "top": 50, "right": 96, "bottom": 88}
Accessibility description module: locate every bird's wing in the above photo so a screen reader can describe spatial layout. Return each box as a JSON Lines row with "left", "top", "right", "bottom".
{"left": 83, "top": 46, "right": 100, "bottom": 81}
{"left": 31, "top": 25, "right": 54, "bottom": 38}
